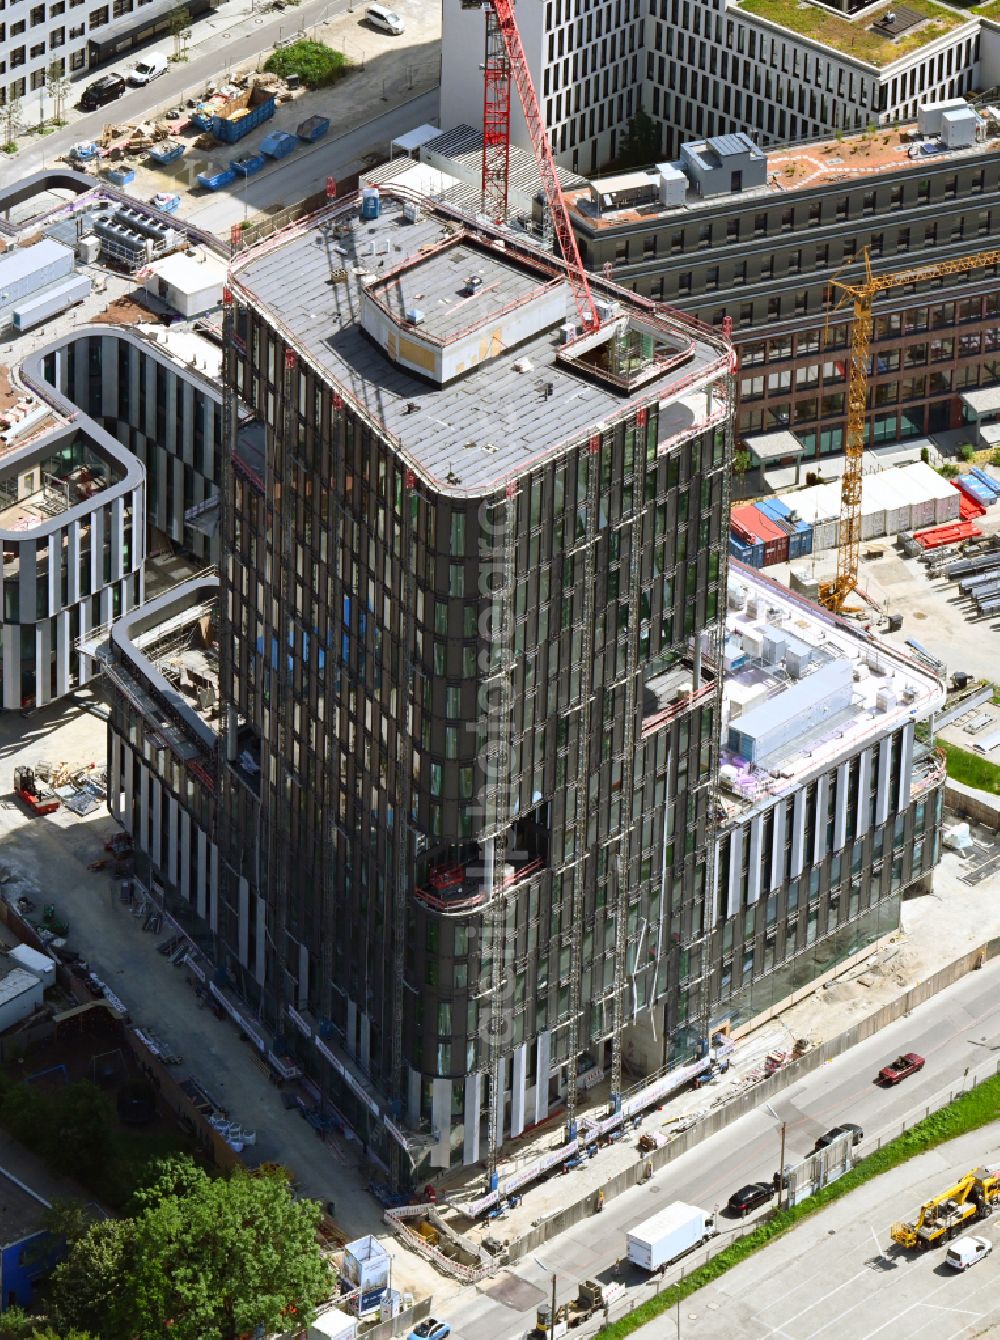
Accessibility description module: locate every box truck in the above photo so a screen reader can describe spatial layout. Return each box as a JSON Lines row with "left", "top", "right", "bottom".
{"left": 625, "top": 1201, "right": 715, "bottom": 1272}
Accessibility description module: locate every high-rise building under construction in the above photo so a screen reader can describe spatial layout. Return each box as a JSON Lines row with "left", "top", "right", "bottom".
{"left": 213, "top": 189, "right": 734, "bottom": 1171}
{"left": 101, "top": 187, "right": 945, "bottom": 1180}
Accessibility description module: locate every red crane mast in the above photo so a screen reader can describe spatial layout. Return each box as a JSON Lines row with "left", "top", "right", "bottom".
{"left": 470, "top": 0, "right": 600, "bottom": 333}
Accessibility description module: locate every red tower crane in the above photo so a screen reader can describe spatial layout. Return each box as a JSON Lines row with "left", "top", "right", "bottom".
{"left": 465, "top": 0, "right": 599, "bottom": 333}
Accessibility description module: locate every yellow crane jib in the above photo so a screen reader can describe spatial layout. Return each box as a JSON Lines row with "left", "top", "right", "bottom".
{"left": 889, "top": 1167, "right": 1000, "bottom": 1250}
{"left": 819, "top": 247, "right": 1000, "bottom": 616}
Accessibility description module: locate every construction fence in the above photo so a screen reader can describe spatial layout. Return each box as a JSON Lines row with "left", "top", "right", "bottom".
{"left": 546, "top": 1048, "right": 1000, "bottom": 1340}
{"left": 507, "top": 935, "right": 1000, "bottom": 1264}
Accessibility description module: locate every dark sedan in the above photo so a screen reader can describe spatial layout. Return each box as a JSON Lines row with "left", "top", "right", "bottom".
{"left": 727, "top": 1181, "right": 774, "bottom": 1217}
{"left": 813, "top": 1123, "right": 863, "bottom": 1152}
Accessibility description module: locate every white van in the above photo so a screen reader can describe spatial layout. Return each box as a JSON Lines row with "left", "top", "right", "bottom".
{"left": 945, "top": 1235, "right": 992, "bottom": 1271}
{"left": 126, "top": 52, "right": 168, "bottom": 85}
{"left": 365, "top": 4, "right": 405, "bottom": 34}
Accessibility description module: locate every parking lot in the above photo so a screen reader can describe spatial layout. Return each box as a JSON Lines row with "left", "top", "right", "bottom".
{"left": 645, "top": 1121, "right": 1000, "bottom": 1340}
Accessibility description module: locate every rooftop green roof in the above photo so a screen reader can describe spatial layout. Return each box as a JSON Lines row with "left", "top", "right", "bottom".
{"left": 735, "top": 0, "right": 972, "bottom": 67}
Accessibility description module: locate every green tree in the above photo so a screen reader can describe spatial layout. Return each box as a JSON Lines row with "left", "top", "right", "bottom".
{"left": 45, "top": 1083, "right": 114, "bottom": 1176}
{"left": 0, "top": 1305, "right": 97, "bottom": 1338}
{"left": 608, "top": 108, "right": 661, "bottom": 170}
{"left": 169, "top": 4, "right": 192, "bottom": 60}
{"left": 0, "top": 92, "right": 23, "bottom": 151}
{"left": 46, "top": 61, "right": 70, "bottom": 125}
{"left": 732, "top": 448, "right": 753, "bottom": 476}
{"left": 2, "top": 1083, "right": 50, "bottom": 1155}
{"left": 51, "top": 1161, "right": 329, "bottom": 1340}
{"left": 263, "top": 39, "right": 349, "bottom": 88}
{"left": 46, "top": 1217, "right": 136, "bottom": 1339}
{"left": 129, "top": 1152, "right": 210, "bottom": 1212}
{"left": 122, "top": 1166, "right": 329, "bottom": 1340}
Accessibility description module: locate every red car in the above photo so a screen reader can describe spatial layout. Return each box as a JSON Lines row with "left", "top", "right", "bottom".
{"left": 876, "top": 1052, "right": 925, "bottom": 1086}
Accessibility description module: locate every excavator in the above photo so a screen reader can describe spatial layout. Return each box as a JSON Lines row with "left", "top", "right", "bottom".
{"left": 891, "top": 1167, "right": 1000, "bottom": 1250}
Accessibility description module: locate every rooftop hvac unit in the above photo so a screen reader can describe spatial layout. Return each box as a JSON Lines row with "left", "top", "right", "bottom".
{"left": 561, "top": 323, "right": 577, "bottom": 344}
{"left": 876, "top": 687, "right": 896, "bottom": 713}
{"left": 745, "top": 596, "right": 760, "bottom": 619}
{"left": 404, "top": 308, "right": 425, "bottom": 325}
{"left": 761, "top": 631, "right": 785, "bottom": 666}
{"left": 77, "top": 235, "right": 100, "bottom": 264}
{"left": 718, "top": 764, "right": 741, "bottom": 793}
{"left": 594, "top": 297, "right": 618, "bottom": 323}
{"left": 785, "top": 647, "right": 811, "bottom": 679}
{"left": 901, "top": 685, "right": 918, "bottom": 703}
{"left": 402, "top": 199, "right": 421, "bottom": 223}
{"left": 728, "top": 584, "right": 747, "bottom": 611}
{"left": 742, "top": 629, "right": 764, "bottom": 660}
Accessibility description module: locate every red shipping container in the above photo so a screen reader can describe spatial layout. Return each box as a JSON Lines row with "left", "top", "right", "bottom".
{"left": 730, "top": 504, "right": 789, "bottom": 566}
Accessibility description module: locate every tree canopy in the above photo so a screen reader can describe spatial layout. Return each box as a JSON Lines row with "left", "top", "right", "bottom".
{"left": 45, "top": 1159, "right": 330, "bottom": 1340}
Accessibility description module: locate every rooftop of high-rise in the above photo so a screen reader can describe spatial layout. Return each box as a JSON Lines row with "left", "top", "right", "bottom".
{"left": 227, "top": 190, "right": 733, "bottom": 496}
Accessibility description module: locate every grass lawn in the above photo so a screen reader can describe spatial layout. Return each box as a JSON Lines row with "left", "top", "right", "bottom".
{"left": 974, "top": 0, "right": 1000, "bottom": 16}
{"left": 596, "top": 1071, "right": 1000, "bottom": 1339}
{"left": 736, "top": 0, "right": 970, "bottom": 66}
{"left": 938, "top": 740, "right": 1000, "bottom": 795}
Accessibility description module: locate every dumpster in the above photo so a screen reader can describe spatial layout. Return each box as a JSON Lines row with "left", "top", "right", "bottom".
{"left": 196, "top": 168, "right": 237, "bottom": 191}
{"left": 297, "top": 115, "right": 331, "bottom": 143}
{"left": 148, "top": 141, "right": 185, "bottom": 165}
{"left": 231, "top": 152, "right": 267, "bottom": 176}
{"left": 259, "top": 129, "right": 298, "bottom": 160}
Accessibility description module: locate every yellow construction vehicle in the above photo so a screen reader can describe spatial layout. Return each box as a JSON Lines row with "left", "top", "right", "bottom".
{"left": 891, "top": 1167, "right": 1000, "bottom": 1249}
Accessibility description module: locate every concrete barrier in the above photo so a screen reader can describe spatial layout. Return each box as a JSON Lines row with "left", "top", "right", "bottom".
{"left": 506, "top": 935, "right": 1000, "bottom": 1263}
{"left": 944, "top": 779, "right": 1000, "bottom": 831}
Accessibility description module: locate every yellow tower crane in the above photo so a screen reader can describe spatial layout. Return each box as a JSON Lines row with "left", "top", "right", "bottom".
{"left": 821, "top": 246, "right": 1000, "bottom": 615}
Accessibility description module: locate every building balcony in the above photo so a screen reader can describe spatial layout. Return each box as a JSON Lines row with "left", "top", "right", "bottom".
{"left": 641, "top": 664, "right": 715, "bottom": 739}
{"left": 910, "top": 743, "right": 947, "bottom": 799}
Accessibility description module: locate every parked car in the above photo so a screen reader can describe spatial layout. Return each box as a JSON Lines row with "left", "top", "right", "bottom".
{"left": 876, "top": 1052, "right": 925, "bottom": 1086}
{"left": 945, "top": 1235, "right": 993, "bottom": 1271}
{"left": 813, "top": 1123, "right": 864, "bottom": 1152}
{"left": 409, "top": 1321, "right": 450, "bottom": 1340}
{"left": 127, "top": 52, "right": 168, "bottom": 84}
{"left": 80, "top": 73, "right": 126, "bottom": 110}
{"left": 726, "top": 1182, "right": 774, "bottom": 1217}
{"left": 365, "top": 2, "right": 405, "bottom": 33}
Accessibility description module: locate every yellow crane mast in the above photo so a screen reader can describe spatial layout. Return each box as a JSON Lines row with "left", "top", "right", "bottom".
{"left": 821, "top": 247, "right": 1000, "bottom": 615}
{"left": 890, "top": 1166, "right": 1000, "bottom": 1250}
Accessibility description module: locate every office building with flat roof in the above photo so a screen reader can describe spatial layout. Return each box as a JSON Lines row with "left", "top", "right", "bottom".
{"left": 567, "top": 114, "right": 1000, "bottom": 461}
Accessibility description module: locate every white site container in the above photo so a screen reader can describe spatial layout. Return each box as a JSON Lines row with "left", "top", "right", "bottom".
{"left": 625, "top": 1201, "right": 713, "bottom": 1272}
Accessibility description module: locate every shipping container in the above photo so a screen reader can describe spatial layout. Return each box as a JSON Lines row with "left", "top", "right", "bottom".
{"left": 626, "top": 1202, "right": 714, "bottom": 1271}
{"left": 12, "top": 273, "right": 92, "bottom": 330}
{"left": 0, "top": 238, "right": 74, "bottom": 308}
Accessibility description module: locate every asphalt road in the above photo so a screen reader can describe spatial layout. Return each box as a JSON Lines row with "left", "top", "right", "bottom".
{"left": 0, "top": 0, "right": 357, "bottom": 187}
{"left": 639, "top": 1120, "right": 1000, "bottom": 1339}
{"left": 449, "top": 958, "right": 1000, "bottom": 1340}
{"left": 181, "top": 86, "right": 438, "bottom": 233}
